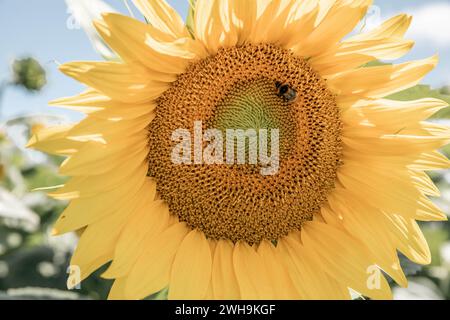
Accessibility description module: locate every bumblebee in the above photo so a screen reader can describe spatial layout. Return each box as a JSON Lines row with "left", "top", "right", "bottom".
{"left": 276, "top": 81, "right": 298, "bottom": 103}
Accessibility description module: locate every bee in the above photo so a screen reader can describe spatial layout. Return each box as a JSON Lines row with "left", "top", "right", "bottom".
{"left": 275, "top": 81, "right": 298, "bottom": 103}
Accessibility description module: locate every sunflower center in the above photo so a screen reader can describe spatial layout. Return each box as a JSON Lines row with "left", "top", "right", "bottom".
{"left": 209, "top": 78, "right": 296, "bottom": 159}
{"left": 213, "top": 79, "right": 283, "bottom": 133}
{"left": 148, "top": 44, "right": 342, "bottom": 244}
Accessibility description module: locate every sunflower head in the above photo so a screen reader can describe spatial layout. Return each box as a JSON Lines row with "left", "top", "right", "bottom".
{"left": 148, "top": 43, "right": 343, "bottom": 244}
{"left": 28, "top": 0, "right": 450, "bottom": 300}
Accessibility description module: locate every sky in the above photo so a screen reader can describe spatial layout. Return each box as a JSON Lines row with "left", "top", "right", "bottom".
{"left": 1, "top": 0, "right": 450, "bottom": 122}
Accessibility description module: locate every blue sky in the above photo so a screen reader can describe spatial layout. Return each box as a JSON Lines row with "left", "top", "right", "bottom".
{"left": 1, "top": 0, "right": 449, "bottom": 122}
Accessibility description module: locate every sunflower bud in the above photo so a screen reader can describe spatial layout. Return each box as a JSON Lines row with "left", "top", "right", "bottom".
{"left": 12, "top": 58, "right": 47, "bottom": 92}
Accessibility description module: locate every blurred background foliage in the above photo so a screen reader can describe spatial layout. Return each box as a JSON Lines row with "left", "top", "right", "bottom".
{"left": 0, "top": 0, "right": 450, "bottom": 300}
{"left": 0, "top": 58, "right": 113, "bottom": 300}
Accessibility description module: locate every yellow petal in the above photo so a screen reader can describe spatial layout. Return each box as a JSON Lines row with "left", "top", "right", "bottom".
{"left": 27, "top": 124, "right": 81, "bottom": 156}
{"left": 98, "top": 13, "right": 200, "bottom": 74}
{"left": 125, "top": 222, "right": 190, "bottom": 300}
{"left": 52, "top": 174, "right": 153, "bottom": 235}
{"left": 132, "top": 0, "right": 188, "bottom": 39}
{"left": 50, "top": 88, "right": 110, "bottom": 106}
{"left": 50, "top": 159, "right": 147, "bottom": 200}
{"left": 108, "top": 277, "right": 127, "bottom": 300}
{"left": 338, "top": 162, "right": 446, "bottom": 222}
{"left": 168, "top": 230, "right": 212, "bottom": 300}
{"left": 250, "top": 0, "right": 300, "bottom": 45}
{"left": 311, "top": 38, "right": 414, "bottom": 76}
{"left": 302, "top": 221, "right": 393, "bottom": 300}
{"left": 293, "top": 0, "right": 371, "bottom": 57}
{"left": 349, "top": 14, "right": 412, "bottom": 41}
{"left": 90, "top": 104, "right": 154, "bottom": 121}
{"left": 385, "top": 214, "right": 432, "bottom": 265}
{"left": 50, "top": 89, "right": 156, "bottom": 120}
{"left": 316, "top": 0, "right": 336, "bottom": 23}
{"left": 66, "top": 114, "right": 153, "bottom": 143}
{"left": 328, "top": 56, "right": 438, "bottom": 98}
{"left": 66, "top": 118, "right": 148, "bottom": 145}
{"left": 103, "top": 201, "right": 170, "bottom": 279}
{"left": 211, "top": 240, "right": 240, "bottom": 300}
{"left": 194, "top": 0, "right": 221, "bottom": 53}
{"left": 279, "top": 237, "right": 351, "bottom": 299}
{"left": 342, "top": 132, "right": 450, "bottom": 157}
{"left": 49, "top": 89, "right": 110, "bottom": 114}
{"left": 193, "top": 0, "right": 239, "bottom": 53}
{"left": 68, "top": 185, "right": 151, "bottom": 287}
{"left": 257, "top": 240, "right": 301, "bottom": 299}
{"left": 233, "top": 242, "right": 274, "bottom": 299}
{"left": 343, "top": 98, "right": 448, "bottom": 129}
{"left": 59, "top": 134, "right": 148, "bottom": 176}
{"left": 228, "top": 0, "right": 257, "bottom": 45}
{"left": 325, "top": 190, "right": 408, "bottom": 287}
{"left": 286, "top": 6, "right": 321, "bottom": 50}
{"left": 412, "top": 151, "right": 450, "bottom": 170}
{"left": 59, "top": 61, "right": 169, "bottom": 103}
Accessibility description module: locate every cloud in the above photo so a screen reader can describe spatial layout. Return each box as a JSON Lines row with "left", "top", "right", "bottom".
{"left": 407, "top": 2, "right": 450, "bottom": 47}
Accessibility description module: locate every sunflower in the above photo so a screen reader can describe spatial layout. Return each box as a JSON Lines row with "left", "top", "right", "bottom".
{"left": 28, "top": 0, "right": 450, "bottom": 300}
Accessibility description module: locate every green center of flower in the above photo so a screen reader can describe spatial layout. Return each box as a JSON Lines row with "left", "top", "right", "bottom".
{"left": 213, "top": 81, "right": 280, "bottom": 132}
{"left": 209, "top": 78, "right": 296, "bottom": 158}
